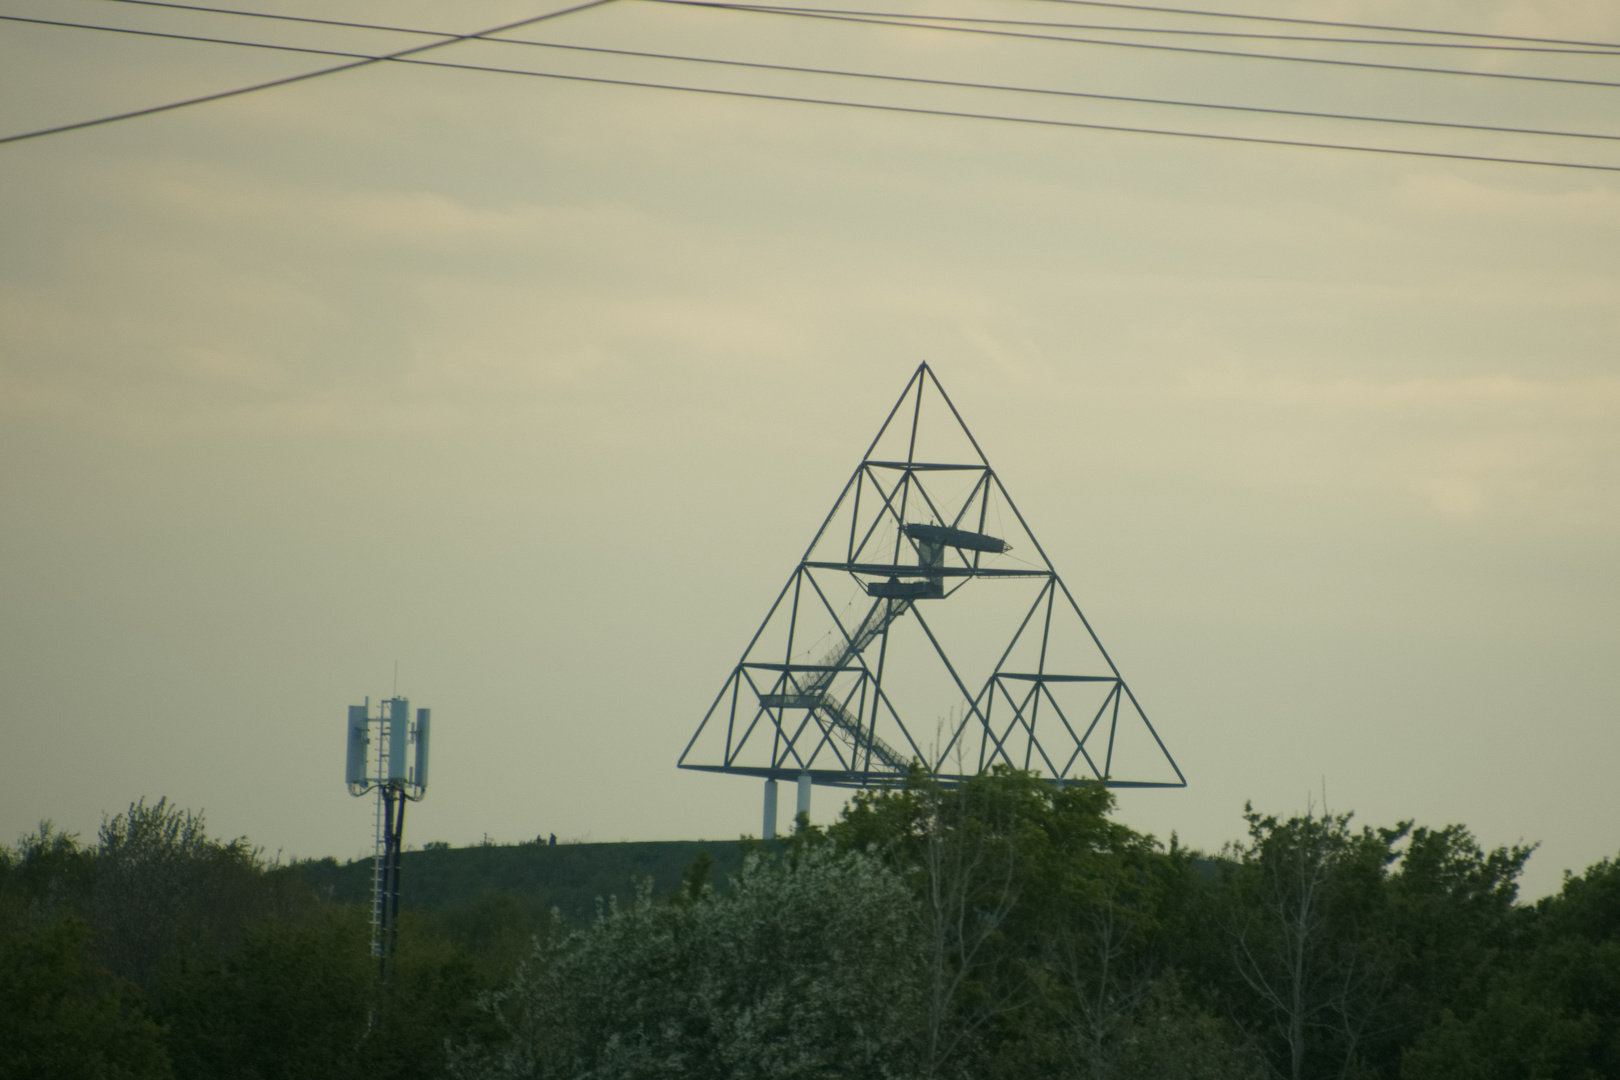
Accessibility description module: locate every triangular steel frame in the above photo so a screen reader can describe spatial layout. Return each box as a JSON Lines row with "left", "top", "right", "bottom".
{"left": 679, "top": 364, "right": 1185, "bottom": 791}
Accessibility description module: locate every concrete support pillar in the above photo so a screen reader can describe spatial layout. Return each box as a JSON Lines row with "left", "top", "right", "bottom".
{"left": 763, "top": 779, "right": 778, "bottom": 840}
{"left": 796, "top": 771, "right": 812, "bottom": 828}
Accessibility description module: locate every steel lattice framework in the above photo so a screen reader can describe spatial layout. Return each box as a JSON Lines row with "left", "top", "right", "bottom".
{"left": 679, "top": 364, "right": 1185, "bottom": 791}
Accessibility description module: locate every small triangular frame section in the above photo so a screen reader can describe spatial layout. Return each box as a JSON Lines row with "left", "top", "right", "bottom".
{"left": 679, "top": 364, "right": 1185, "bottom": 791}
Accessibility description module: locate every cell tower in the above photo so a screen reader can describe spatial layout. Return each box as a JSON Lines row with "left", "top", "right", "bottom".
{"left": 679, "top": 364, "right": 1184, "bottom": 837}
{"left": 345, "top": 696, "right": 430, "bottom": 967}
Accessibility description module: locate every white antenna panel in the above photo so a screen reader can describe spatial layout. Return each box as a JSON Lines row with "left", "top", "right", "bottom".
{"left": 387, "top": 698, "right": 411, "bottom": 782}
{"left": 345, "top": 705, "right": 369, "bottom": 785}
{"left": 408, "top": 709, "right": 427, "bottom": 793}
{"left": 413, "top": 708, "right": 430, "bottom": 792}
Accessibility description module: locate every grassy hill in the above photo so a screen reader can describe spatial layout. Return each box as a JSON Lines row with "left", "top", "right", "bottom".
{"left": 294, "top": 839, "right": 751, "bottom": 923}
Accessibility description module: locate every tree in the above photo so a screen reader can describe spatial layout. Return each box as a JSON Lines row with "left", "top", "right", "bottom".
{"left": 1111, "top": 974, "right": 1266, "bottom": 1080}
{"left": 833, "top": 767, "right": 1186, "bottom": 1080}
{"left": 0, "top": 824, "right": 96, "bottom": 920}
{"left": 0, "top": 911, "right": 171, "bottom": 1080}
{"left": 92, "top": 798, "right": 312, "bottom": 996}
{"left": 158, "top": 907, "right": 373, "bottom": 1080}
{"left": 1024, "top": 783, "right": 1171, "bottom": 1080}
{"left": 458, "top": 842, "right": 922, "bottom": 1080}
{"left": 1374, "top": 824, "right": 1532, "bottom": 1072}
{"left": 834, "top": 767, "right": 1044, "bottom": 1078}
{"left": 1403, "top": 854, "right": 1620, "bottom": 1080}
{"left": 370, "top": 912, "right": 508, "bottom": 1080}
{"left": 1220, "top": 804, "right": 1404, "bottom": 1080}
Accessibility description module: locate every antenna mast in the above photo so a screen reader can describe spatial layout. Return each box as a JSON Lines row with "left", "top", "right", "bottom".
{"left": 345, "top": 695, "right": 431, "bottom": 972}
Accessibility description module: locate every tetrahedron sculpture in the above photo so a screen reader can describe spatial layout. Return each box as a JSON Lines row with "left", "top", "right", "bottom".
{"left": 679, "top": 364, "right": 1184, "bottom": 792}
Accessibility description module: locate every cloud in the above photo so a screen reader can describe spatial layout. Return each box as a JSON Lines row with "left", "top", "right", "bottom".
{"left": 1179, "top": 370, "right": 1620, "bottom": 417}
{"left": 1397, "top": 172, "right": 1620, "bottom": 227}
{"left": 1163, "top": 369, "right": 1620, "bottom": 526}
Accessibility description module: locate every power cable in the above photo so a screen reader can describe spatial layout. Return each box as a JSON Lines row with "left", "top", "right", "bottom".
{"left": 94, "top": 0, "right": 1620, "bottom": 55}
{"left": 217, "top": 49, "right": 1620, "bottom": 171}
{"left": 1025, "top": 0, "right": 1620, "bottom": 52}
{"left": 94, "top": 0, "right": 478, "bottom": 38}
{"left": 652, "top": 2, "right": 1620, "bottom": 90}
{"left": 0, "top": 0, "right": 618, "bottom": 144}
{"left": 6, "top": 17, "right": 1620, "bottom": 169}
{"left": 2, "top": 15, "right": 367, "bottom": 60}
{"left": 717, "top": 12, "right": 1620, "bottom": 54}
{"left": 9, "top": 13, "right": 1619, "bottom": 146}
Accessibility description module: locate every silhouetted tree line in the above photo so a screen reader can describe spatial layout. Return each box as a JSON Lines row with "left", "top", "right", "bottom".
{"left": 2, "top": 776, "right": 1617, "bottom": 1080}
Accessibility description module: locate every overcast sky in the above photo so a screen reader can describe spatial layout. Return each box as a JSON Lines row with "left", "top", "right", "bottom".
{"left": 2, "top": 0, "right": 1617, "bottom": 898}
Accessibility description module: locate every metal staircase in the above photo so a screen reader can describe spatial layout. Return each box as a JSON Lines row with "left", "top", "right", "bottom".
{"left": 785, "top": 597, "right": 913, "bottom": 772}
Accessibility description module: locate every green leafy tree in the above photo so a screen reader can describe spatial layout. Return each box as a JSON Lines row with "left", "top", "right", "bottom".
{"left": 458, "top": 841, "right": 922, "bottom": 1080}
{"left": 1020, "top": 783, "right": 1172, "bottom": 1080}
{"left": 1112, "top": 974, "right": 1267, "bottom": 1080}
{"left": 1373, "top": 825, "right": 1532, "bottom": 1072}
{"left": 92, "top": 798, "right": 316, "bottom": 996}
{"left": 832, "top": 766, "right": 1204, "bottom": 1080}
{"left": 834, "top": 767, "right": 1047, "bottom": 1077}
{"left": 1403, "top": 855, "right": 1620, "bottom": 1080}
{"left": 0, "top": 911, "right": 171, "bottom": 1080}
{"left": 0, "top": 824, "right": 97, "bottom": 920}
{"left": 372, "top": 914, "right": 509, "bottom": 1080}
{"left": 158, "top": 907, "right": 373, "bottom": 1080}
{"left": 1215, "top": 805, "right": 1405, "bottom": 1080}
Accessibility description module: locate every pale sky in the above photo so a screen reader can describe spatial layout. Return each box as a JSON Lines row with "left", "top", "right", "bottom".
{"left": 2, "top": 0, "right": 1617, "bottom": 898}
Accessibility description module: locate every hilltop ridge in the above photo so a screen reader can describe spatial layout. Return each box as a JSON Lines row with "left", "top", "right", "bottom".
{"left": 295, "top": 838, "right": 749, "bottom": 922}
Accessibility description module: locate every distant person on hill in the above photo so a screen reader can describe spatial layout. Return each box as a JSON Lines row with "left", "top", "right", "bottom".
{"left": 549, "top": 833, "right": 557, "bottom": 846}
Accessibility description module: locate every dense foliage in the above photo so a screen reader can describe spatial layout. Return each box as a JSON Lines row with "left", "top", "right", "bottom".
{"left": 2, "top": 779, "right": 1616, "bottom": 1080}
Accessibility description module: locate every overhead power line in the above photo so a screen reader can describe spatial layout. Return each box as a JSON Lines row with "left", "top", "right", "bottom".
{"left": 2, "top": 15, "right": 368, "bottom": 60}
{"left": 25, "top": 6, "right": 1620, "bottom": 142}
{"left": 94, "top": 0, "right": 1620, "bottom": 55}
{"left": 397, "top": 61, "right": 1619, "bottom": 172}
{"left": 0, "top": 0, "right": 618, "bottom": 144}
{"left": 4, "top": 15, "right": 1616, "bottom": 171}
{"left": 404, "top": 61, "right": 1620, "bottom": 170}
{"left": 514, "top": 42, "right": 1620, "bottom": 141}
{"left": 734, "top": 12, "right": 1620, "bottom": 54}
{"left": 652, "top": 3, "right": 1620, "bottom": 90}
{"left": 1026, "top": 0, "right": 1620, "bottom": 51}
